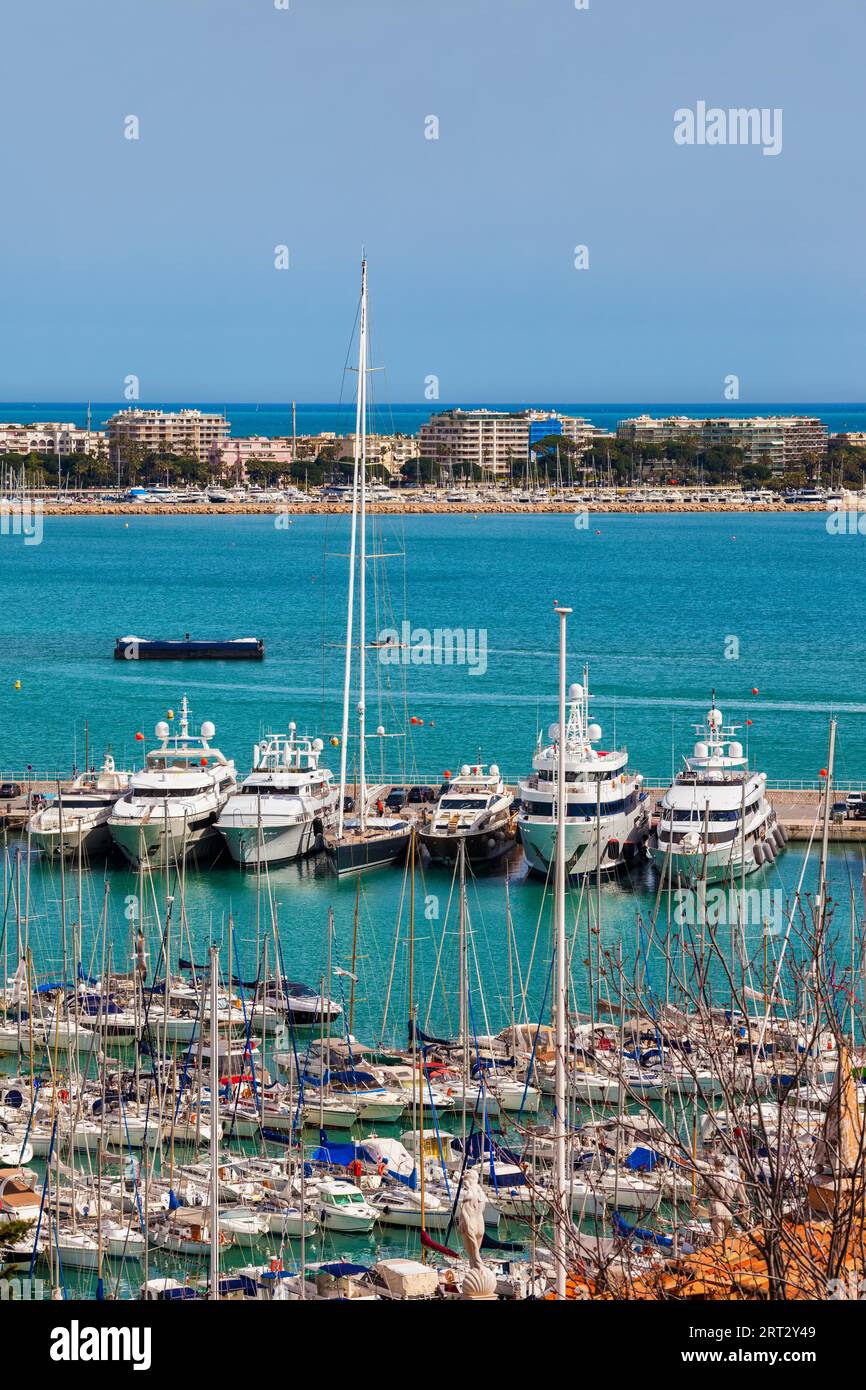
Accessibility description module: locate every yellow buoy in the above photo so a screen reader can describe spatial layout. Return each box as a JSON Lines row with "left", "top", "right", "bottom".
{"left": 14, "top": 680, "right": 21, "bottom": 690}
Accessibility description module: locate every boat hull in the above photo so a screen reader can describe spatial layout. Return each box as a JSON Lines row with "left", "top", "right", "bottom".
{"left": 326, "top": 827, "right": 411, "bottom": 876}
{"left": 109, "top": 815, "right": 225, "bottom": 869}
{"left": 649, "top": 839, "right": 768, "bottom": 885}
{"left": 518, "top": 808, "right": 648, "bottom": 877}
{"left": 219, "top": 817, "right": 326, "bottom": 868}
{"left": 31, "top": 820, "right": 113, "bottom": 860}
{"left": 419, "top": 822, "right": 515, "bottom": 866}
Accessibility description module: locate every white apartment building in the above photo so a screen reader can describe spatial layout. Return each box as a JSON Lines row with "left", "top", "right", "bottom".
{"left": 107, "top": 409, "right": 229, "bottom": 463}
{"left": 417, "top": 409, "right": 602, "bottom": 476}
{"left": 0, "top": 422, "right": 107, "bottom": 456}
{"left": 615, "top": 414, "right": 828, "bottom": 472}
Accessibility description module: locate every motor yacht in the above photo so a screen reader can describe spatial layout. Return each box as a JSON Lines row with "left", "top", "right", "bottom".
{"left": 216, "top": 724, "right": 337, "bottom": 868}
{"left": 418, "top": 763, "right": 515, "bottom": 865}
{"left": 517, "top": 669, "right": 649, "bottom": 876}
{"left": 649, "top": 696, "right": 785, "bottom": 884}
{"left": 108, "top": 696, "right": 236, "bottom": 867}
{"left": 28, "top": 754, "right": 129, "bottom": 860}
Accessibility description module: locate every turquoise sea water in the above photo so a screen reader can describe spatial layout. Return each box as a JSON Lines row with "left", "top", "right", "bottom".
{"left": 4, "top": 510, "right": 865, "bottom": 1293}
{"left": 0, "top": 510, "right": 863, "bottom": 1042}
{"left": 2, "top": 400, "right": 866, "bottom": 438}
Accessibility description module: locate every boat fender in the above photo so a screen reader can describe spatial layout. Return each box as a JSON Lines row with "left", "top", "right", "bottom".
{"left": 312, "top": 818, "right": 324, "bottom": 837}
{"left": 775, "top": 824, "right": 788, "bottom": 846}
{"left": 763, "top": 840, "right": 775, "bottom": 864}
{"left": 753, "top": 842, "right": 764, "bottom": 866}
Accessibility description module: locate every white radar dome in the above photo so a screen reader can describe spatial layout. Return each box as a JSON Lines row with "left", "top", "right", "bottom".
{"left": 460, "top": 764, "right": 471, "bottom": 777}
{"left": 548, "top": 723, "right": 560, "bottom": 742}
{"left": 569, "top": 683, "right": 584, "bottom": 701}
{"left": 376, "top": 725, "right": 385, "bottom": 736}
{"left": 155, "top": 721, "right": 169, "bottom": 739}
{"left": 289, "top": 720, "right": 296, "bottom": 732}
{"left": 694, "top": 741, "right": 709, "bottom": 759}
{"left": 587, "top": 723, "right": 602, "bottom": 741}
{"left": 728, "top": 741, "right": 743, "bottom": 758}
{"left": 489, "top": 764, "right": 499, "bottom": 776}
{"left": 201, "top": 721, "right": 215, "bottom": 739}
{"left": 708, "top": 708, "right": 723, "bottom": 727}
{"left": 312, "top": 738, "right": 323, "bottom": 752}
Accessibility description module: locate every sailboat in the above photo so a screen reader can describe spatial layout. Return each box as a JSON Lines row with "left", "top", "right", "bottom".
{"left": 325, "top": 258, "right": 412, "bottom": 876}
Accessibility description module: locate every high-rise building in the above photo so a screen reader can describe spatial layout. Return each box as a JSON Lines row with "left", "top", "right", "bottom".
{"left": 418, "top": 408, "right": 605, "bottom": 476}
{"left": 107, "top": 409, "right": 229, "bottom": 464}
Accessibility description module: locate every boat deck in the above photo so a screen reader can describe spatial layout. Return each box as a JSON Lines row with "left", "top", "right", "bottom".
{"left": 646, "top": 787, "right": 866, "bottom": 842}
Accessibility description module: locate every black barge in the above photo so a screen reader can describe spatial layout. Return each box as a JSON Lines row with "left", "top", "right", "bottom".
{"left": 114, "top": 636, "right": 264, "bottom": 661}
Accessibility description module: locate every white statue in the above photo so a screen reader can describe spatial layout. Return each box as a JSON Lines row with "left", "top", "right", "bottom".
{"left": 455, "top": 1167, "right": 497, "bottom": 1298}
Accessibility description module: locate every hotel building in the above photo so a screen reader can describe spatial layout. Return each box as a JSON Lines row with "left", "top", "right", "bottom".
{"left": 107, "top": 408, "right": 229, "bottom": 464}
{"left": 417, "top": 409, "right": 606, "bottom": 476}
{"left": 615, "top": 414, "right": 828, "bottom": 472}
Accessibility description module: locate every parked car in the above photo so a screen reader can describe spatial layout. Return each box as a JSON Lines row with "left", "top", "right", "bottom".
{"left": 408, "top": 785, "right": 436, "bottom": 804}
{"left": 0, "top": 783, "right": 22, "bottom": 801}
{"left": 385, "top": 787, "right": 408, "bottom": 811}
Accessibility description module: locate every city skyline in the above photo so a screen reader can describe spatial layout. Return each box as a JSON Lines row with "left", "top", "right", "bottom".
{"left": 1, "top": 0, "right": 863, "bottom": 401}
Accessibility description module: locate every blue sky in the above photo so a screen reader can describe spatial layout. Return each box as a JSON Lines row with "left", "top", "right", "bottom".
{"left": 0, "top": 0, "right": 862, "bottom": 401}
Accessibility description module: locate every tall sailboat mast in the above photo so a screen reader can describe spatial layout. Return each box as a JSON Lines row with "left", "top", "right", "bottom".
{"left": 553, "top": 603, "right": 572, "bottom": 1301}
{"left": 336, "top": 259, "right": 367, "bottom": 839}
{"left": 358, "top": 259, "right": 369, "bottom": 834}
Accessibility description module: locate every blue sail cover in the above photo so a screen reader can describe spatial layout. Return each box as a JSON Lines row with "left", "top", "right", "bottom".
{"left": 312, "top": 1142, "right": 418, "bottom": 1189}
{"left": 312, "top": 1142, "right": 359, "bottom": 1167}
{"left": 624, "top": 1146, "right": 663, "bottom": 1171}
{"left": 612, "top": 1210, "right": 674, "bottom": 1248}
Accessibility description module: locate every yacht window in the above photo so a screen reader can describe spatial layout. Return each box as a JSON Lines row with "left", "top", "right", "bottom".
{"left": 440, "top": 797, "right": 484, "bottom": 810}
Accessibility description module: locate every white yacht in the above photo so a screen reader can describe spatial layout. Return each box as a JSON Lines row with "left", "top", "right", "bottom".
{"left": 216, "top": 724, "right": 338, "bottom": 868}
{"left": 28, "top": 754, "right": 129, "bottom": 859}
{"left": 649, "top": 698, "right": 785, "bottom": 884}
{"left": 516, "top": 670, "right": 649, "bottom": 877}
{"left": 108, "top": 696, "right": 236, "bottom": 867}
{"left": 418, "top": 763, "right": 515, "bottom": 865}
